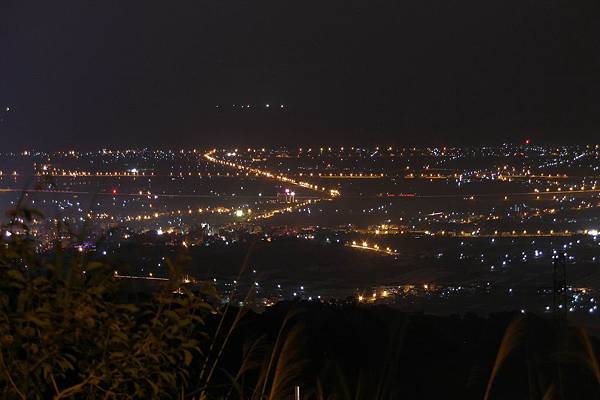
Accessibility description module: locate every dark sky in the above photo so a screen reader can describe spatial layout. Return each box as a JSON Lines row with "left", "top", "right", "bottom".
{"left": 1, "top": 1, "right": 599, "bottom": 150}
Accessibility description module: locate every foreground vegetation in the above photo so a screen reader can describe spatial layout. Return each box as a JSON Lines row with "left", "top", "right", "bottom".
{"left": 1, "top": 207, "right": 599, "bottom": 399}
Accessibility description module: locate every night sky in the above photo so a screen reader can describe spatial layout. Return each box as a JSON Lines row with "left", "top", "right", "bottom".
{"left": 2, "top": 1, "right": 599, "bottom": 150}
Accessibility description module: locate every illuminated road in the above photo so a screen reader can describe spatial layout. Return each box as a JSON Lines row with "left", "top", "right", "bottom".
{"left": 304, "top": 174, "right": 383, "bottom": 179}
{"left": 114, "top": 274, "right": 169, "bottom": 281}
{"left": 381, "top": 189, "right": 600, "bottom": 200}
{"left": 349, "top": 243, "right": 398, "bottom": 256}
{"left": 0, "top": 187, "right": 319, "bottom": 200}
{"left": 247, "top": 199, "right": 321, "bottom": 221}
{"left": 204, "top": 150, "right": 341, "bottom": 197}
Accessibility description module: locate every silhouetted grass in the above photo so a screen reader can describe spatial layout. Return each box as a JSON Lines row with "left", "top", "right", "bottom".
{"left": 1, "top": 201, "right": 600, "bottom": 399}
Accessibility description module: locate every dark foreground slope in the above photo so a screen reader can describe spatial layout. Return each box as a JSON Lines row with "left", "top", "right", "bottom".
{"left": 217, "top": 302, "right": 600, "bottom": 399}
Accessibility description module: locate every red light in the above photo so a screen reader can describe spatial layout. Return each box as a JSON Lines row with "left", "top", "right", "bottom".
{"left": 525, "top": 139, "right": 531, "bottom": 145}
{"left": 111, "top": 188, "right": 117, "bottom": 195}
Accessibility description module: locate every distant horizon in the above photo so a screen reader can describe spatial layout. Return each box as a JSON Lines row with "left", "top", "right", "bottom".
{"left": 2, "top": 138, "right": 600, "bottom": 153}
{"left": 3, "top": 1, "right": 600, "bottom": 150}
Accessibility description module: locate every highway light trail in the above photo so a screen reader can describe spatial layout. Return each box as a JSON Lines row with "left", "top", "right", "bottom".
{"left": 0, "top": 188, "right": 318, "bottom": 200}
{"left": 381, "top": 189, "right": 600, "bottom": 199}
{"left": 247, "top": 199, "right": 322, "bottom": 221}
{"left": 204, "top": 149, "right": 341, "bottom": 198}
{"left": 349, "top": 242, "right": 398, "bottom": 256}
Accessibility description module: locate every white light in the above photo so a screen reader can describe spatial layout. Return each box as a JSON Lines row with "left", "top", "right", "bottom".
{"left": 157, "top": 229, "right": 163, "bottom": 235}
{"left": 235, "top": 209, "right": 244, "bottom": 217}
{"left": 587, "top": 229, "right": 598, "bottom": 236}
